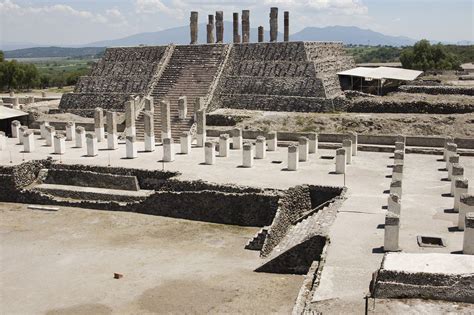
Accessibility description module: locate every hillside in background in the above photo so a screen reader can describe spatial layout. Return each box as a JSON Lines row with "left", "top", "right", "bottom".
{"left": 4, "top": 47, "right": 105, "bottom": 59}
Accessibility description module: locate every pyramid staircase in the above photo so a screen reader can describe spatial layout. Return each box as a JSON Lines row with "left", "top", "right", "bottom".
{"left": 135, "top": 44, "right": 231, "bottom": 140}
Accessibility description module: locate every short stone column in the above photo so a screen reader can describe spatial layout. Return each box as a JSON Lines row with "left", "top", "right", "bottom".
{"left": 86, "top": 133, "right": 98, "bottom": 157}
{"left": 75, "top": 127, "right": 86, "bottom": 148}
{"left": 219, "top": 134, "right": 230, "bottom": 157}
{"left": 454, "top": 179, "right": 468, "bottom": 212}
{"left": 207, "top": 15, "right": 214, "bottom": 44}
{"left": 387, "top": 193, "right": 401, "bottom": 215}
{"left": 23, "top": 130, "right": 35, "bottom": 153}
{"left": 392, "top": 164, "right": 403, "bottom": 181}
{"left": 11, "top": 120, "right": 20, "bottom": 138}
{"left": 40, "top": 121, "right": 49, "bottom": 139}
{"left": 232, "top": 128, "right": 242, "bottom": 150}
{"left": 390, "top": 180, "right": 402, "bottom": 197}
{"left": 144, "top": 111, "right": 155, "bottom": 152}
{"left": 194, "top": 97, "right": 204, "bottom": 120}
{"left": 45, "top": 126, "right": 56, "bottom": 147}
{"left": 54, "top": 134, "right": 66, "bottom": 155}
{"left": 190, "top": 11, "right": 198, "bottom": 44}
{"left": 178, "top": 96, "right": 187, "bottom": 120}
{"left": 342, "top": 139, "right": 352, "bottom": 164}
{"left": 196, "top": 109, "right": 206, "bottom": 147}
{"left": 18, "top": 126, "right": 28, "bottom": 144}
{"left": 66, "top": 121, "right": 75, "bottom": 141}
{"left": 242, "top": 10, "right": 250, "bottom": 43}
{"left": 41, "top": 91, "right": 47, "bottom": 98}
{"left": 384, "top": 213, "right": 400, "bottom": 252}
{"left": 0, "top": 131, "right": 6, "bottom": 151}
{"left": 94, "top": 108, "right": 104, "bottom": 142}
{"left": 255, "top": 136, "right": 266, "bottom": 159}
{"left": 348, "top": 132, "right": 358, "bottom": 156}
{"left": 445, "top": 143, "right": 457, "bottom": 169}
{"left": 463, "top": 212, "right": 474, "bottom": 254}
{"left": 267, "top": 131, "right": 277, "bottom": 151}
{"left": 126, "top": 135, "right": 137, "bottom": 159}
{"left": 298, "top": 137, "right": 309, "bottom": 162}
{"left": 160, "top": 100, "right": 171, "bottom": 142}
{"left": 308, "top": 132, "right": 318, "bottom": 154}
{"left": 125, "top": 100, "right": 136, "bottom": 137}
{"left": 180, "top": 131, "right": 191, "bottom": 154}
{"left": 443, "top": 137, "right": 454, "bottom": 161}
{"left": 395, "top": 141, "right": 405, "bottom": 154}
{"left": 450, "top": 164, "right": 464, "bottom": 196}
{"left": 144, "top": 96, "right": 154, "bottom": 113}
{"left": 394, "top": 150, "right": 404, "bottom": 165}
{"left": 205, "top": 141, "right": 216, "bottom": 165}
{"left": 9, "top": 91, "right": 14, "bottom": 97}
{"left": 395, "top": 134, "right": 406, "bottom": 145}
{"left": 269, "top": 7, "right": 278, "bottom": 42}
{"left": 242, "top": 142, "right": 254, "bottom": 168}
{"left": 12, "top": 97, "right": 19, "bottom": 109}
{"left": 459, "top": 194, "right": 474, "bottom": 230}
{"left": 215, "top": 11, "right": 224, "bottom": 43}
{"left": 106, "top": 111, "right": 118, "bottom": 150}
{"left": 284, "top": 11, "right": 289, "bottom": 42}
{"left": 258, "top": 26, "right": 264, "bottom": 42}
{"left": 448, "top": 155, "right": 459, "bottom": 180}
{"left": 335, "top": 148, "right": 346, "bottom": 174}
{"left": 163, "top": 138, "right": 175, "bottom": 162}
{"left": 288, "top": 144, "right": 299, "bottom": 171}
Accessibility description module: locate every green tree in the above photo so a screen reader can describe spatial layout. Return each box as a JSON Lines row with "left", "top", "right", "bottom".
{"left": 0, "top": 50, "right": 4, "bottom": 62}
{"left": 400, "top": 39, "right": 460, "bottom": 71}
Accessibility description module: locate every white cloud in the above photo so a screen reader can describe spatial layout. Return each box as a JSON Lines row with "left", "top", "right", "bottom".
{"left": 263, "top": 0, "right": 368, "bottom": 15}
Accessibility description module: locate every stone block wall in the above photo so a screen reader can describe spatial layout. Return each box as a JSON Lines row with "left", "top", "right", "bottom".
{"left": 399, "top": 85, "right": 474, "bottom": 96}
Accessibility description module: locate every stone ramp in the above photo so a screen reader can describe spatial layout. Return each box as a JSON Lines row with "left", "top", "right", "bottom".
{"left": 33, "top": 183, "right": 153, "bottom": 203}
{"left": 135, "top": 44, "right": 230, "bottom": 140}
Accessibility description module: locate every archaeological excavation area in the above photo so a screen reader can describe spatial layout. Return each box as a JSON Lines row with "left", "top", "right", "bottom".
{"left": 1, "top": 7, "right": 474, "bottom": 314}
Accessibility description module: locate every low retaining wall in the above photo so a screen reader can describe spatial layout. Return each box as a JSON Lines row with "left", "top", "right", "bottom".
{"left": 348, "top": 98, "right": 474, "bottom": 114}
{"left": 399, "top": 85, "right": 474, "bottom": 96}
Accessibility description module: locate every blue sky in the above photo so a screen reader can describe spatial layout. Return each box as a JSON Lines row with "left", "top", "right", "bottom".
{"left": 1, "top": 0, "right": 473, "bottom": 45}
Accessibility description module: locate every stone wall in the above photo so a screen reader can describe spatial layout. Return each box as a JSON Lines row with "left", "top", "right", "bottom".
{"left": 399, "top": 85, "right": 474, "bottom": 96}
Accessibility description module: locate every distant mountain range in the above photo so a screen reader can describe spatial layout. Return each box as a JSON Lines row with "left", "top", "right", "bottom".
{"left": 3, "top": 24, "right": 473, "bottom": 58}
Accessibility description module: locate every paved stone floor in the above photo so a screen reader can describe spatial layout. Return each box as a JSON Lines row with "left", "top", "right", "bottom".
{"left": 1, "top": 134, "right": 473, "bottom": 313}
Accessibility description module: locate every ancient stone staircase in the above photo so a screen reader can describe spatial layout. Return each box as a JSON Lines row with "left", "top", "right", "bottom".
{"left": 135, "top": 44, "right": 230, "bottom": 140}
{"left": 245, "top": 226, "right": 269, "bottom": 251}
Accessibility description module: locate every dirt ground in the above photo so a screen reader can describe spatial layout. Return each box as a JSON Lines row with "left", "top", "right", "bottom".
{"left": 211, "top": 109, "right": 474, "bottom": 138}
{"left": 0, "top": 203, "right": 303, "bottom": 314}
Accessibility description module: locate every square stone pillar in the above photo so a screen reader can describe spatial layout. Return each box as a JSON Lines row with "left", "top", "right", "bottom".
{"left": 0, "top": 131, "right": 6, "bottom": 151}
{"left": 12, "top": 97, "right": 19, "bottom": 109}
{"left": 384, "top": 213, "right": 400, "bottom": 252}
{"left": 342, "top": 139, "right": 352, "bottom": 164}
{"left": 194, "top": 97, "right": 204, "bottom": 120}
{"left": 394, "top": 150, "right": 404, "bottom": 165}
{"left": 125, "top": 100, "right": 136, "bottom": 137}
{"left": 219, "top": 134, "right": 230, "bottom": 157}
{"left": 454, "top": 179, "right": 468, "bottom": 212}
{"left": 163, "top": 138, "right": 174, "bottom": 162}
{"left": 233, "top": 12, "right": 240, "bottom": 43}
{"left": 66, "top": 122, "right": 75, "bottom": 141}
{"left": 445, "top": 143, "right": 457, "bottom": 169}
{"left": 390, "top": 180, "right": 402, "bottom": 197}
{"left": 448, "top": 155, "right": 459, "bottom": 180}
{"left": 94, "top": 107, "right": 104, "bottom": 142}
{"left": 443, "top": 137, "right": 453, "bottom": 161}
{"left": 284, "top": 11, "right": 289, "bottom": 42}
{"left": 232, "top": 128, "right": 242, "bottom": 150}
{"left": 160, "top": 100, "right": 171, "bottom": 142}
{"left": 255, "top": 136, "right": 266, "bottom": 159}
{"left": 144, "top": 111, "right": 155, "bottom": 152}
{"left": 308, "top": 132, "right": 318, "bottom": 154}
{"left": 45, "top": 126, "right": 56, "bottom": 147}
{"left": 75, "top": 127, "right": 86, "bottom": 148}
{"left": 395, "top": 141, "right": 405, "bottom": 154}
{"left": 450, "top": 164, "right": 464, "bottom": 196}
{"left": 463, "top": 212, "right": 474, "bottom": 254}
{"left": 242, "top": 142, "right": 254, "bottom": 168}
{"left": 258, "top": 26, "right": 264, "bottom": 42}
{"left": 215, "top": 11, "right": 224, "bottom": 43}
{"left": 348, "top": 132, "right": 358, "bottom": 156}
{"left": 205, "top": 141, "right": 216, "bottom": 165}
{"left": 106, "top": 111, "right": 118, "bottom": 150}
{"left": 11, "top": 120, "right": 20, "bottom": 138}
{"left": 18, "top": 126, "right": 28, "bottom": 144}
{"left": 23, "top": 130, "right": 35, "bottom": 153}
{"left": 395, "top": 134, "right": 406, "bottom": 145}
{"left": 86, "top": 133, "right": 98, "bottom": 157}
{"left": 40, "top": 121, "right": 49, "bottom": 139}
{"left": 298, "top": 137, "right": 309, "bottom": 162}
{"left": 392, "top": 164, "right": 403, "bottom": 181}
{"left": 196, "top": 109, "right": 206, "bottom": 147}
{"left": 180, "top": 131, "right": 191, "bottom": 154}
{"left": 267, "top": 131, "right": 277, "bottom": 151}
{"left": 269, "top": 7, "right": 278, "bottom": 42}
{"left": 178, "top": 96, "right": 187, "bottom": 120}
{"left": 207, "top": 15, "right": 214, "bottom": 44}
{"left": 54, "top": 134, "right": 66, "bottom": 155}
{"left": 190, "top": 11, "right": 198, "bottom": 44}
{"left": 335, "top": 148, "right": 346, "bottom": 174}
{"left": 144, "top": 96, "right": 154, "bottom": 113}
{"left": 288, "top": 144, "right": 299, "bottom": 171}
{"left": 459, "top": 194, "right": 474, "bottom": 230}
{"left": 126, "top": 135, "right": 137, "bottom": 159}
{"left": 241, "top": 10, "right": 250, "bottom": 43}
{"left": 387, "top": 193, "right": 401, "bottom": 215}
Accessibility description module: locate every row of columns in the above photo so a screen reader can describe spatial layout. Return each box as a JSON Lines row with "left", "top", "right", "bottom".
{"left": 335, "top": 132, "right": 358, "bottom": 174}
{"left": 191, "top": 8, "right": 290, "bottom": 44}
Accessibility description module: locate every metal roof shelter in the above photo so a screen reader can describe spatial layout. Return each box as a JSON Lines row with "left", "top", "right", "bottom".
{"left": 337, "top": 66, "right": 423, "bottom": 95}
{"left": 0, "top": 106, "right": 28, "bottom": 120}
